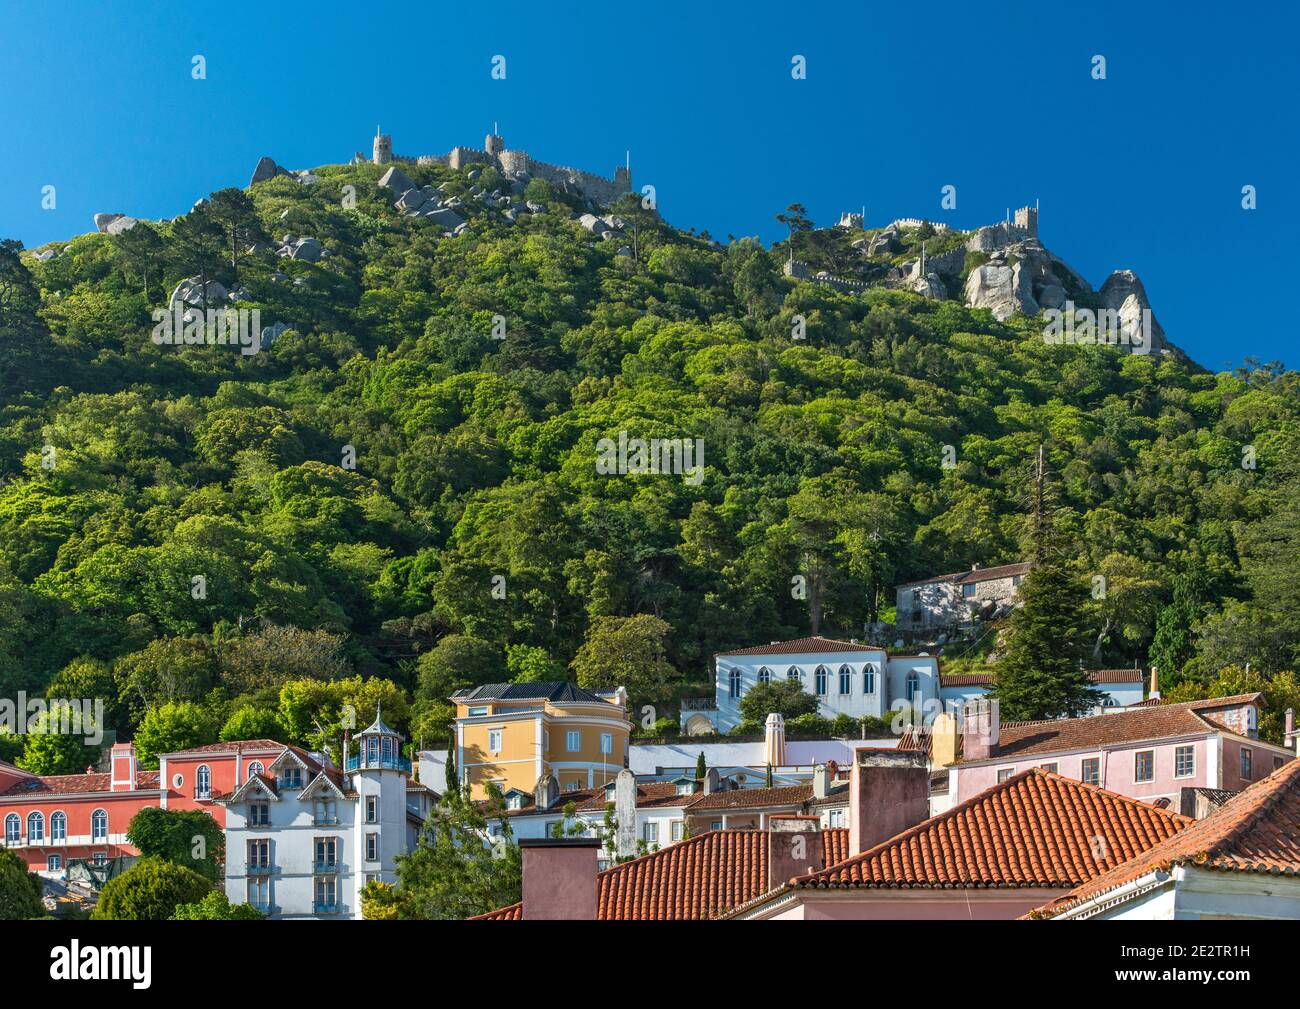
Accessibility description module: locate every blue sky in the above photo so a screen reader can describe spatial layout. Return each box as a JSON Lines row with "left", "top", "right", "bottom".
{"left": 1, "top": 0, "right": 1295, "bottom": 370}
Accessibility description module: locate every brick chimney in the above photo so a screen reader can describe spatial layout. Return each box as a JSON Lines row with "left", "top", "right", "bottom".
{"left": 767, "top": 814, "right": 824, "bottom": 889}
{"left": 519, "top": 838, "right": 600, "bottom": 920}
{"left": 110, "top": 742, "right": 137, "bottom": 791}
{"left": 848, "top": 748, "right": 930, "bottom": 857}
{"left": 960, "top": 698, "right": 999, "bottom": 762}
{"left": 930, "top": 709, "right": 959, "bottom": 768}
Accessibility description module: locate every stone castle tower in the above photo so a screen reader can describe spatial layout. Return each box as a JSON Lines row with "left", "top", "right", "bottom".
{"left": 484, "top": 132, "right": 505, "bottom": 157}
{"left": 373, "top": 127, "right": 392, "bottom": 166}
{"left": 1014, "top": 205, "right": 1038, "bottom": 238}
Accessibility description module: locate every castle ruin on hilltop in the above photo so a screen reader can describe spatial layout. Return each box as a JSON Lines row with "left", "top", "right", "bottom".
{"left": 358, "top": 127, "right": 631, "bottom": 205}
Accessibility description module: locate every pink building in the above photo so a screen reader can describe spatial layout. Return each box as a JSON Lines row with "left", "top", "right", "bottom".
{"left": 946, "top": 693, "right": 1293, "bottom": 807}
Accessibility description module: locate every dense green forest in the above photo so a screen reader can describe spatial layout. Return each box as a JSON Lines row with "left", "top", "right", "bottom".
{"left": 1, "top": 154, "right": 1298, "bottom": 763}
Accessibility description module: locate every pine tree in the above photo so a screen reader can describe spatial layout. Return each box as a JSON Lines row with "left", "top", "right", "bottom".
{"left": 990, "top": 446, "right": 1102, "bottom": 719}
{"left": 695, "top": 751, "right": 706, "bottom": 784}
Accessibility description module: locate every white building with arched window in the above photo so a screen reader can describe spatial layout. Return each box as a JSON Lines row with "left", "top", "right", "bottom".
{"left": 681, "top": 636, "right": 942, "bottom": 734}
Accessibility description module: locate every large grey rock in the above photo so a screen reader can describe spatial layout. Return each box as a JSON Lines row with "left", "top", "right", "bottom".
{"left": 578, "top": 213, "right": 607, "bottom": 232}
{"left": 250, "top": 156, "right": 288, "bottom": 185}
{"left": 964, "top": 262, "right": 1025, "bottom": 321}
{"left": 286, "top": 237, "right": 322, "bottom": 262}
{"left": 260, "top": 321, "right": 289, "bottom": 349}
{"left": 168, "top": 277, "right": 229, "bottom": 311}
{"left": 395, "top": 188, "right": 428, "bottom": 212}
{"left": 423, "top": 207, "right": 465, "bottom": 230}
{"left": 105, "top": 215, "right": 138, "bottom": 235}
{"left": 1099, "top": 270, "right": 1166, "bottom": 354}
{"left": 93, "top": 213, "right": 125, "bottom": 233}
{"left": 377, "top": 166, "right": 417, "bottom": 195}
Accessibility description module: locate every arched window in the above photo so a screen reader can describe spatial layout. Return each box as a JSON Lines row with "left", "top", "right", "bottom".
{"left": 814, "top": 665, "right": 828, "bottom": 696}
{"left": 26, "top": 812, "right": 43, "bottom": 843}
{"left": 4, "top": 813, "right": 19, "bottom": 845}
{"left": 838, "top": 665, "right": 853, "bottom": 695}
{"left": 195, "top": 765, "right": 211, "bottom": 799}
{"left": 728, "top": 669, "right": 742, "bottom": 699}
{"left": 757, "top": 666, "right": 771, "bottom": 686}
{"left": 863, "top": 664, "right": 876, "bottom": 695}
{"left": 906, "top": 672, "right": 921, "bottom": 703}
{"left": 51, "top": 811, "right": 66, "bottom": 841}
{"left": 91, "top": 809, "right": 108, "bottom": 842}
{"left": 787, "top": 666, "right": 802, "bottom": 683}
{"left": 248, "top": 762, "right": 264, "bottom": 777}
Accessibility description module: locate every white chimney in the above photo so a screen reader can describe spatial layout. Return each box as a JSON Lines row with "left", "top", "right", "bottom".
{"left": 763, "top": 713, "right": 787, "bottom": 768}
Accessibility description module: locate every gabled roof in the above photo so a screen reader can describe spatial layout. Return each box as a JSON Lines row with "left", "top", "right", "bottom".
{"left": 576, "top": 781, "right": 695, "bottom": 811}
{"left": 939, "top": 668, "right": 1142, "bottom": 688}
{"left": 452, "top": 682, "right": 612, "bottom": 704}
{"left": 897, "top": 561, "right": 1031, "bottom": 589}
{"left": 1035, "top": 758, "right": 1300, "bottom": 917}
{"left": 473, "top": 827, "right": 850, "bottom": 920}
{"left": 957, "top": 693, "right": 1267, "bottom": 765}
{"left": 787, "top": 768, "right": 1189, "bottom": 892}
{"left": 0, "top": 770, "right": 162, "bottom": 798}
{"left": 716, "top": 636, "right": 880, "bottom": 658}
{"left": 685, "top": 784, "right": 813, "bottom": 812}
{"left": 218, "top": 773, "right": 280, "bottom": 804}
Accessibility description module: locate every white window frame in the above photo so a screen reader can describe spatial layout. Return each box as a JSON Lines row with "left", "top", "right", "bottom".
{"left": 863, "top": 665, "right": 875, "bottom": 694}
{"left": 50, "top": 810, "right": 66, "bottom": 841}
{"left": 643, "top": 821, "right": 659, "bottom": 843}
{"left": 600, "top": 732, "right": 613, "bottom": 755}
{"left": 671, "top": 820, "right": 684, "bottom": 841}
{"left": 814, "top": 665, "right": 828, "bottom": 696}
{"left": 366, "top": 795, "right": 378, "bottom": 823}
{"left": 838, "top": 665, "right": 852, "bottom": 695}
{"left": 996, "top": 767, "right": 1015, "bottom": 783}
{"left": 366, "top": 832, "right": 379, "bottom": 862}
{"left": 4, "top": 813, "right": 19, "bottom": 845}
{"left": 566, "top": 730, "right": 581, "bottom": 753}
{"left": 48, "top": 854, "right": 62, "bottom": 872}
{"left": 91, "top": 808, "right": 108, "bottom": 842}
{"left": 488, "top": 728, "right": 503, "bottom": 753}
{"left": 195, "top": 764, "right": 211, "bottom": 800}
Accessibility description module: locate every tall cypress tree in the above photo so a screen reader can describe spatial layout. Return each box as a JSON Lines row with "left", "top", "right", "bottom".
{"left": 990, "top": 446, "right": 1102, "bottom": 720}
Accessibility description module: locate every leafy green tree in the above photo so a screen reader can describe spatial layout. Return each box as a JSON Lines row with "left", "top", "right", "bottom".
{"left": 505, "top": 643, "right": 565, "bottom": 682}
{"left": 112, "top": 221, "right": 165, "bottom": 301}
{"left": 206, "top": 187, "right": 268, "bottom": 277}
{"left": 219, "top": 705, "right": 283, "bottom": 742}
{"left": 133, "top": 702, "right": 218, "bottom": 769}
{"left": 0, "top": 846, "right": 43, "bottom": 920}
{"left": 17, "top": 703, "right": 101, "bottom": 775}
{"left": 572, "top": 614, "right": 675, "bottom": 704}
{"left": 126, "top": 807, "right": 225, "bottom": 881}
{"left": 91, "top": 857, "right": 213, "bottom": 921}
{"left": 170, "top": 890, "right": 263, "bottom": 920}
{"left": 736, "top": 680, "right": 818, "bottom": 725}
{"left": 416, "top": 635, "right": 502, "bottom": 701}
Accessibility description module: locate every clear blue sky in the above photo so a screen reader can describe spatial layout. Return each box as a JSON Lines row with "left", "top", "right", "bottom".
{"left": 1, "top": 0, "right": 1295, "bottom": 370}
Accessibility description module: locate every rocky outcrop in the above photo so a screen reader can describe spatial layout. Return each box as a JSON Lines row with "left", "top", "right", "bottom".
{"left": 250, "top": 156, "right": 291, "bottom": 186}
{"left": 168, "top": 277, "right": 229, "bottom": 311}
{"left": 377, "top": 166, "right": 417, "bottom": 196}
{"left": 1099, "top": 270, "right": 1166, "bottom": 354}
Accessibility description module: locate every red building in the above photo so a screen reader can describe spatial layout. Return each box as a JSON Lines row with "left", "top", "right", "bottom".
{"left": 1, "top": 738, "right": 287, "bottom": 876}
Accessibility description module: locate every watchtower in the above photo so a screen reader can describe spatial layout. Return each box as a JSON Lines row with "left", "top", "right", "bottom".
{"left": 1013, "top": 205, "right": 1038, "bottom": 238}
{"left": 372, "top": 127, "right": 392, "bottom": 166}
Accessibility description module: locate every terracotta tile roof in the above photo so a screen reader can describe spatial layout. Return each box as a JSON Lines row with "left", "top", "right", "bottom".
{"left": 793, "top": 768, "right": 1189, "bottom": 890}
{"left": 898, "top": 561, "right": 1031, "bottom": 589}
{"left": 163, "top": 738, "right": 286, "bottom": 755}
{"left": 0, "top": 770, "right": 162, "bottom": 797}
{"left": 939, "top": 669, "right": 1142, "bottom": 688}
{"left": 473, "top": 827, "right": 850, "bottom": 920}
{"left": 957, "top": 693, "right": 1266, "bottom": 764}
{"left": 686, "top": 784, "right": 813, "bottom": 812}
{"left": 716, "top": 636, "right": 879, "bottom": 657}
{"left": 575, "top": 781, "right": 693, "bottom": 812}
{"left": 1036, "top": 758, "right": 1300, "bottom": 917}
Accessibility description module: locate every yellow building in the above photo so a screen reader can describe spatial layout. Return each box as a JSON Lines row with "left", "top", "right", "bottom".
{"left": 451, "top": 683, "right": 631, "bottom": 800}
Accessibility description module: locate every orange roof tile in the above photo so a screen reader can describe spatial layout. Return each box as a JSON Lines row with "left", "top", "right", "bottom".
{"left": 1034, "top": 758, "right": 1300, "bottom": 917}
{"left": 793, "top": 768, "right": 1189, "bottom": 890}
{"left": 940, "top": 669, "right": 1142, "bottom": 688}
{"left": 686, "top": 784, "right": 813, "bottom": 811}
{"left": 472, "top": 827, "right": 849, "bottom": 920}
{"left": 0, "top": 770, "right": 161, "bottom": 797}
{"left": 716, "top": 636, "right": 880, "bottom": 657}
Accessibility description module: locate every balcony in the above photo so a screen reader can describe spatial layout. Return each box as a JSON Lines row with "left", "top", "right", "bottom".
{"left": 313, "top": 815, "right": 340, "bottom": 826}
{"left": 313, "top": 901, "right": 340, "bottom": 915}
{"left": 245, "top": 862, "right": 274, "bottom": 875}
{"left": 680, "top": 697, "right": 718, "bottom": 712}
{"left": 312, "top": 860, "right": 339, "bottom": 873}
{"left": 345, "top": 754, "right": 411, "bottom": 773}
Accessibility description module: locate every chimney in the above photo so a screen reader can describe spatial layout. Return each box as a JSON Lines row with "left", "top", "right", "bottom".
{"left": 703, "top": 767, "right": 720, "bottom": 794}
{"left": 812, "top": 764, "right": 829, "bottom": 799}
{"left": 763, "top": 713, "right": 787, "bottom": 768}
{"left": 848, "top": 748, "right": 930, "bottom": 857}
{"left": 519, "top": 838, "right": 600, "bottom": 920}
{"left": 930, "top": 709, "right": 959, "bottom": 768}
{"left": 110, "top": 742, "right": 137, "bottom": 792}
{"left": 767, "top": 815, "right": 824, "bottom": 889}
{"left": 1287, "top": 708, "right": 1297, "bottom": 755}
{"left": 533, "top": 772, "right": 560, "bottom": 811}
{"left": 1149, "top": 666, "right": 1160, "bottom": 701}
{"left": 960, "top": 698, "right": 999, "bottom": 762}
{"left": 612, "top": 768, "right": 637, "bottom": 861}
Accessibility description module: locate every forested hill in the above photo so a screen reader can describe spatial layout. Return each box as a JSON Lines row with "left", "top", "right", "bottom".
{"left": 1, "top": 152, "right": 1298, "bottom": 751}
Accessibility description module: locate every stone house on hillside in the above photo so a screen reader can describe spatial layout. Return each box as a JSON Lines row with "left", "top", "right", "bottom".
{"left": 895, "top": 562, "right": 1030, "bottom": 631}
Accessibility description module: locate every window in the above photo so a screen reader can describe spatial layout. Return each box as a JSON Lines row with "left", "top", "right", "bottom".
{"left": 671, "top": 821, "right": 684, "bottom": 841}
{"left": 91, "top": 809, "right": 108, "bottom": 842}
{"left": 47, "top": 854, "right": 62, "bottom": 872}
{"left": 600, "top": 733, "right": 613, "bottom": 756}
{"left": 1240, "top": 748, "right": 1253, "bottom": 781}
{"left": 566, "top": 730, "right": 581, "bottom": 752}
{"left": 710, "top": 820, "right": 723, "bottom": 831}
{"left": 1081, "top": 758, "right": 1100, "bottom": 786}
{"left": 1174, "top": 745, "right": 1195, "bottom": 778}
{"left": 814, "top": 665, "right": 828, "bottom": 696}
{"left": 468, "top": 706, "right": 488, "bottom": 717}
{"left": 543, "top": 730, "right": 550, "bottom": 751}
{"left": 644, "top": 822, "right": 659, "bottom": 843}
{"left": 314, "top": 874, "right": 338, "bottom": 911}
{"left": 728, "top": 668, "right": 742, "bottom": 699}
{"left": 248, "top": 761, "right": 264, "bottom": 777}
{"left": 996, "top": 767, "right": 1015, "bottom": 783}
{"left": 1012, "top": 575, "right": 1023, "bottom": 587}
{"left": 787, "top": 666, "right": 801, "bottom": 683}
{"left": 366, "top": 796, "right": 378, "bottom": 823}
{"left": 92, "top": 852, "right": 107, "bottom": 867}
{"left": 757, "top": 666, "right": 771, "bottom": 686}
{"left": 280, "top": 766, "right": 302, "bottom": 788}
{"left": 50, "top": 811, "right": 66, "bottom": 841}
{"left": 488, "top": 728, "right": 503, "bottom": 753}
{"left": 246, "top": 877, "right": 269, "bottom": 910}
{"left": 366, "top": 832, "right": 379, "bottom": 862}
{"left": 1275, "top": 755, "right": 1287, "bottom": 771}
{"left": 1134, "top": 750, "right": 1154, "bottom": 783}
{"left": 27, "top": 812, "right": 43, "bottom": 843}
{"left": 195, "top": 764, "right": 211, "bottom": 799}
{"left": 564, "top": 781, "right": 580, "bottom": 792}
{"left": 313, "top": 800, "right": 336, "bottom": 825}
{"left": 906, "top": 672, "right": 921, "bottom": 703}
{"left": 314, "top": 836, "right": 337, "bottom": 869}
{"left": 250, "top": 802, "right": 270, "bottom": 826}
{"left": 863, "top": 665, "right": 876, "bottom": 694}
{"left": 911, "top": 609, "right": 923, "bottom": 624}
{"left": 827, "top": 808, "right": 846, "bottom": 828}
{"left": 4, "top": 814, "right": 18, "bottom": 845}
{"left": 246, "top": 839, "right": 270, "bottom": 868}
{"left": 1040, "top": 763, "right": 1058, "bottom": 775}
{"left": 839, "top": 665, "right": 852, "bottom": 695}
{"left": 962, "top": 583, "right": 976, "bottom": 598}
